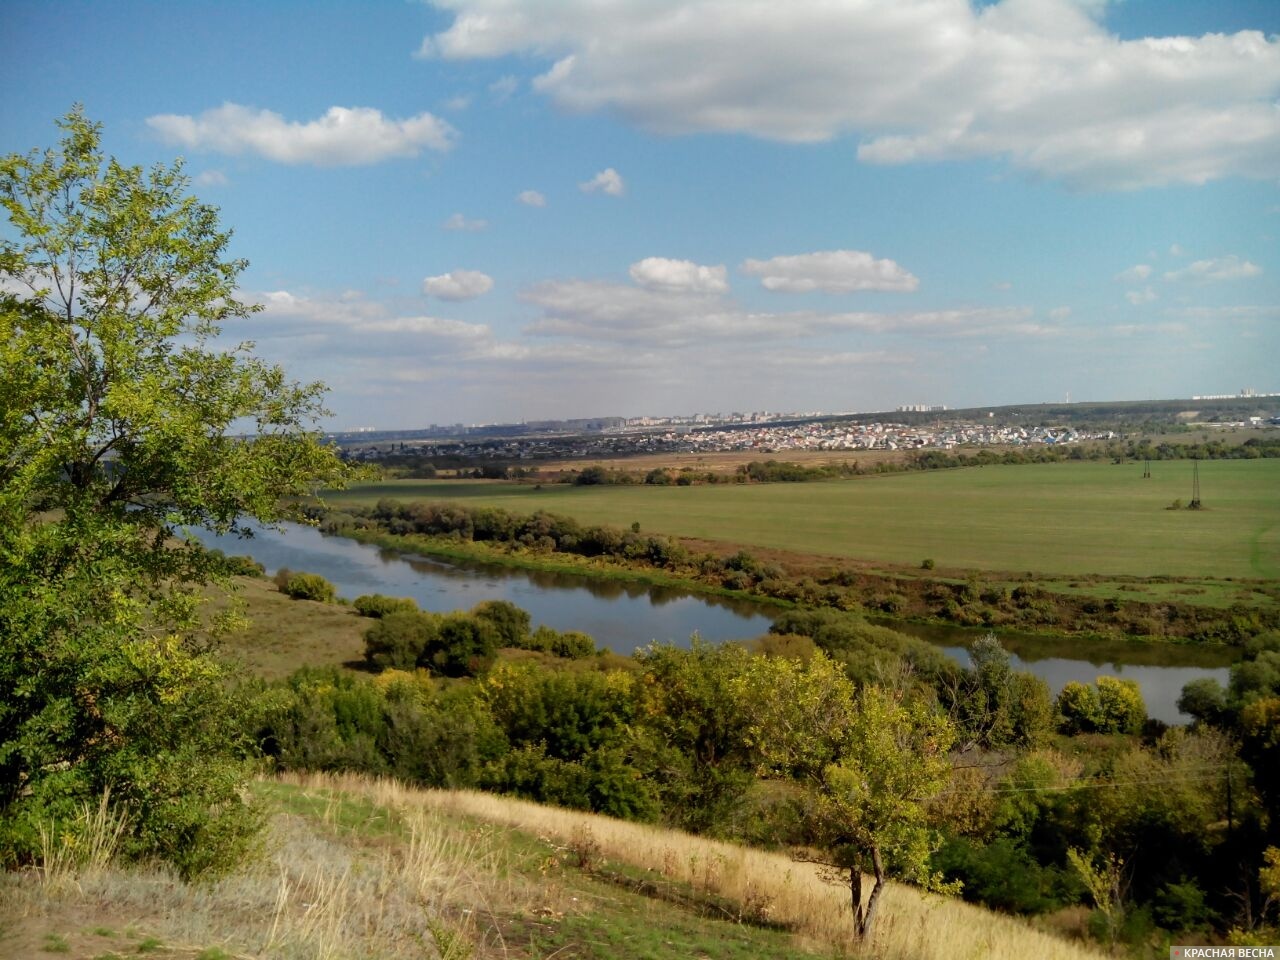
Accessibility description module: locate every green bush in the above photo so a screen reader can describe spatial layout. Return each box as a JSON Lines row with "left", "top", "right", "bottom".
{"left": 353, "top": 594, "right": 419, "bottom": 618}
{"left": 429, "top": 613, "right": 499, "bottom": 677}
{"left": 265, "top": 669, "right": 505, "bottom": 789}
{"left": 280, "top": 571, "right": 337, "bottom": 603}
{"left": 363, "top": 610, "right": 440, "bottom": 669}
{"left": 551, "top": 630, "right": 597, "bottom": 659}
{"left": 471, "top": 599, "right": 531, "bottom": 647}
{"left": 933, "top": 836, "right": 1063, "bottom": 914}
{"left": 1056, "top": 677, "right": 1146, "bottom": 734}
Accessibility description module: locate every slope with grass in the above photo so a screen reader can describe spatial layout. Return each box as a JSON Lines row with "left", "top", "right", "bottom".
{"left": 324, "top": 459, "right": 1280, "bottom": 580}
{"left": 1, "top": 772, "right": 1109, "bottom": 960}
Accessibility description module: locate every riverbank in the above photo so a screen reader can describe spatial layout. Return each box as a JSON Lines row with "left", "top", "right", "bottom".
{"left": 314, "top": 503, "right": 1269, "bottom": 646}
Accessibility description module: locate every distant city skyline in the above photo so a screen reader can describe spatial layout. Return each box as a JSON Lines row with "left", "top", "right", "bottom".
{"left": 2, "top": 0, "right": 1278, "bottom": 430}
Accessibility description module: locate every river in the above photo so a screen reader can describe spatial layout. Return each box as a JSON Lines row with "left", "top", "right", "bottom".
{"left": 192, "top": 522, "right": 1235, "bottom": 724}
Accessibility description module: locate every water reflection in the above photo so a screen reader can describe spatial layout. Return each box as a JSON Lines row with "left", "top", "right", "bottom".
{"left": 194, "top": 522, "right": 1235, "bottom": 723}
{"left": 193, "top": 522, "right": 776, "bottom": 651}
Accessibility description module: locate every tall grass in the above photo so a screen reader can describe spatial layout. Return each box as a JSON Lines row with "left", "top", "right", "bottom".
{"left": 37, "top": 789, "right": 129, "bottom": 893}
{"left": 6, "top": 771, "right": 1110, "bottom": 958}
{"left": 292, "top": 771, "right": 1108, "bottom": 960}
{"left": 5, "top": 783, "right": 513, "bottom": 959}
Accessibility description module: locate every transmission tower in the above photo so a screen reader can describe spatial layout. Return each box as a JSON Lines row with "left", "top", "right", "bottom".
{"left": 1189, "top": 459, "right": 1202, "bottom": 510}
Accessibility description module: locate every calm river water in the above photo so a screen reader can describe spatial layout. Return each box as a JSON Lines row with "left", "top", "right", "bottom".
{"left": 193, "top": 523, "right": 1235, "bottom": 724}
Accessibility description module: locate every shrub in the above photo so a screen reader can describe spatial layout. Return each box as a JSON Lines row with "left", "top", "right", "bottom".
{"left": 429, "top": 613, "right": 499, "bottom": 677}
{"left": 472, "top": 599, "right": 532, "bottom": 647}
{"left": 280, "top": 571, "right": 336, "bottom": 603}
{"left": 551, "top": 630, "right": 596, "bottom": 659}
{"left": 921, "top": 558, "right": 936, "bottom": 570}
{"left": 1057, "top": 677, "right": 1146, "bottom": 734}
{"left": 363, "top": 611, "right": 440, "bottom": 669}
{"left": 353, "top": 594, "right": 419, "bottom": 618}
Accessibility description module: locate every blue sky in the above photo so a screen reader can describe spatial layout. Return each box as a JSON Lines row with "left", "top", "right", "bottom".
{"left": 2, "top": 0, "right": 1278, "bottom": 429}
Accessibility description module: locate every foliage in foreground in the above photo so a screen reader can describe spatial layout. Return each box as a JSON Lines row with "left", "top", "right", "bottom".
{"left": 0, "top": 110, "right": 349, "bottom": 877}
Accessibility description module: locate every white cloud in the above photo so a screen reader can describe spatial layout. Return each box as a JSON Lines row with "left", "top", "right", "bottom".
{"left": 522, "top": 277, "right": 1036, "bottom": 346}
{"left": 256, "top": 289, "right": 386, "bottom": 326}
{"left": 253, "top": 289, "right": 492, "bottom": 343}
{"left": 1049, "top": 306, "right": 1072, "bottom": 320}
{"left": 443, "top": 94, "right": 473, "bottom": 111}
{"left": 422, "top": 269, "right": 495, "bottom": 301}
{"left": 1163, "top": 254, "right": 1263, "bottom": 282}
{"left": 361, "top": 315, "right": 491, "bottom": 338}
{"left": 489, "top": 75, "right": 519, "bottom": 101}
{"left": 579, "top": 167, "right": 625, "bottom": 196}
{"left": 741, "top": 249, "right": 918, "bottom": 294}
{"left": 993, "top": 281, "right": 1013, "bottom": 291}
{"left": 1115, "top": 264, "right": 1152, "bottom": 284}
{"left": 421, "top": 0, "right": 1280, "bottom": 189}
{"left": 443, "top": 212, "right": 489, "bottom": 231}
{"left": 1125, "top": 286, "right": 1158, "bottom": 305}
{"left": 194, "top": 169, "right": 229, "bottom": 187}
{"left": 1165, "top": 304, "right": 1280, "bottom": 321}
{"left": 629, "top": 257, "right": 728, "bottom": 294}
{"left": 517, "top": 189, "right": 547, "bottom": 207}
{"left": 1170, "top": 243, "right": 1187, "bottom": 256}
{"left": 147, "top": 103, "right": 456, "bottom": 166}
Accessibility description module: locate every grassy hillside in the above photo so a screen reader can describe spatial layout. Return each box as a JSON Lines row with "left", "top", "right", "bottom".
{"left": 2, "top": 772, "right": 1108, "bottom": 960}
{"left": 206, "top": 574, "right": 369, "bottom": 678}
{"left": 323, "top": 459, "right": 1280, "bottom": 579}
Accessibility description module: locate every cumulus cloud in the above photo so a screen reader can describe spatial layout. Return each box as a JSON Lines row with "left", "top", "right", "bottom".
{"left": 420, "top": 0, "right": 1280, "bottom": 189}
{"left": 517, "top": 189, "right": 547, "bottom": 207}
{"left": 1163, "top": 254, "right": 1263, "bottom": 282}
{"left": 579, "top": 167, "right": 625, "bottom": 196}
{"left": 629, "top": 257, "right": 728, "bottom": 294}
{"left": 1115, "top": 264, "right": 1153, "bottom": 284}
{"left": 147, "top": 103, "right": 455, "bottom": 166}
{"left": 741, "top": 250, "right": 918, "bottom": 294}
{"left": 422, "top": 269, "right": 495, "bottom": 301}
{"left": 443, "top": 212, "right": 489, "bottom": 231}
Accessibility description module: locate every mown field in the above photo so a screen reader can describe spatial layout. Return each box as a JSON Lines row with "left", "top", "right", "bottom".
{"left": 323, "top": 459, "right": 1280, "bottom": 580}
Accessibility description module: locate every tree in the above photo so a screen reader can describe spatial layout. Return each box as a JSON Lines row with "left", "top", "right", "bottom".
{"left": 1056, "top": 676, "right": 1146, "bottom": 734}
{"left": 809, "top": 683, "right": 957, "bottom": 939}
{"left": 0, "top": 110, "right": 350, "bottom": 876}
{"left": 631, "top": 641, "right": 760, "bottom": 834}
{"left": 743, "top": 654, "right": 957, "bottom": 940}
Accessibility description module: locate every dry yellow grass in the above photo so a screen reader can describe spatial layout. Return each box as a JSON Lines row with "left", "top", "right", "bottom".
{"left": 4, "top": 770, "right": 1111, "bottom": 958}
{"left": 290, "top": 771, "right": 1108, "bottom": 960}
{"left": 1, "top": 786, "right": 517, "bottom": 959}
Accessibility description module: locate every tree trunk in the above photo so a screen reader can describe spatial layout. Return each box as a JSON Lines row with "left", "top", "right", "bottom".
{"left": 850, "top": 865, "right": 863, "bottom": 932}
{"left": 855, "top": 845, "right": 886, "bottom": 940}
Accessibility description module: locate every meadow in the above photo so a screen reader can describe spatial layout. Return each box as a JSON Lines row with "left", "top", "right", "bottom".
{"left": 323, "top": 459, "right": 1280, "bottom": 581}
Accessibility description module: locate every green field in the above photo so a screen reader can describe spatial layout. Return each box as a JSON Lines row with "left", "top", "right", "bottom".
{"left": 323, "top": 460, "right": 1280, "bottom": 580}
